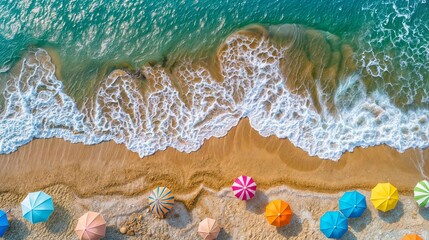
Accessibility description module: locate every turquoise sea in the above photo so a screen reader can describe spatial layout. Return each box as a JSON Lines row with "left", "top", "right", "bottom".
{"left": 0, "top": 0, "right": 428, "bottom": 160}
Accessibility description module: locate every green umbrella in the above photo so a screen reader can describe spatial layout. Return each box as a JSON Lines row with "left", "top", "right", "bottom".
{"left": 414, "top": 180, "right": 429, "bottom": 207}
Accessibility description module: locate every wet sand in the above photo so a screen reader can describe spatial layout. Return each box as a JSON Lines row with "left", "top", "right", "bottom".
{"left": 0, "top": 118, "right": 427, "bottom": 204}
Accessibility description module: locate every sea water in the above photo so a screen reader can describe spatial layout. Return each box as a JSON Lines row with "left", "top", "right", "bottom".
{"left": 0, "top": 0, "right": 428, "bottom": 160}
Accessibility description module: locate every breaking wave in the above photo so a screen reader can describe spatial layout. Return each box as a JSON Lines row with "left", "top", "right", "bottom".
{"left": 1, "top": 25, "right": 429, "bottom": 161}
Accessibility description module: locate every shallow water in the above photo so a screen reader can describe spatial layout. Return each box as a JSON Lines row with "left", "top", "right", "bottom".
{"left": 0, "top": 0, "right": 428, "bottom": 160}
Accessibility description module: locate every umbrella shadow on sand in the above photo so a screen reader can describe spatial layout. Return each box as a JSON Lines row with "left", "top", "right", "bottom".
{"left": 377, "top": 201, "right": 404, "bottom": 223}
{"left": 217, "top": 228, "right": 232, "bottom": 240}
{"left": 276, "top": 213, "right": 302, "bottom": 238}
{"left": 341, "top": 230, "right": 358, "bottom": 240}
{"left": 348, "top": 209, "right": 372, "bottom": 232}
{"left": 45, "top": 204, "right": 72, "bottom": 234}
{"left": 166, "top": 202, "right": 192, "bottom": 229}
{"left": 418, "top": 207, "right": 429, "bottom": 221}
{"left": 105, "top": 226, "right": 128, "bottom": 240}
{"left": 245, "top": 190, "right": 269, "bottom": 214}
{"left": 3, "top": 219, "right": 30, "bottom": 240}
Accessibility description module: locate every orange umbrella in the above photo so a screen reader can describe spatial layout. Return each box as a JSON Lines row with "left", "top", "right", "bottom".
{"left": 75, "top": 211, "right": 106, "bottom": 240}
{"left": 402, "top": 234, "right": 423, "bottom": 240}
{"left": 265, "top": 200, "right": 293, "bottom": 227}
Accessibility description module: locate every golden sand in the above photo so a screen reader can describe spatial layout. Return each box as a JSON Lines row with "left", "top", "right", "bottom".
{"left": 1, "top": 119, "right": 429, "bottom": 239}
{"left": 0, "top": 118, "right": 426, "bottom": 209}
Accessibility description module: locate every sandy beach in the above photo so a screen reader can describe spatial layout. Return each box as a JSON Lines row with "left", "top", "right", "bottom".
{"left": 0, "top": 118, "right": 429, "bottom": 239}
{"left": 2, "top": 0, "right": 429, "bottom": 239}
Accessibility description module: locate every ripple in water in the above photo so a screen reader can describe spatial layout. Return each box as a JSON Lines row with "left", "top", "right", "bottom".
{"left": 1, "top": 25, "right": 429, "bottom": 160}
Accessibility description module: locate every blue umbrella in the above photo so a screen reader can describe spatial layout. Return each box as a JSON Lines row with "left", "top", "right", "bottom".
{"left": 21, "top": 191, "right": 54, "bottom": 224}
{"left": 339, "top": 190, "right": 367, "bottom": 218}
{"left": 320, "top": 211, "right": 348, "bottom": 239}
{"left": 0, "top": 210, "right": 9, "bottom": 237}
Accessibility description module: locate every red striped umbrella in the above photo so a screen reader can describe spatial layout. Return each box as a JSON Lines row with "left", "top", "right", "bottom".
{"left": 231, "top": 175, "right": 257, "bottom": 200}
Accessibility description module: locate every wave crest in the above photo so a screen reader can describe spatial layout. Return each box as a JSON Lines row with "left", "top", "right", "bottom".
{"left": 1, "top": 26, "right": 429, "bottom": 160}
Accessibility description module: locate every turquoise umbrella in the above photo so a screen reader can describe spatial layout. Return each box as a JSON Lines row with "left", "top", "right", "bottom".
{"left": 339, "top": 190, "right": 367, "bottom": 218}
{"left": 21, "top": 191, "right": 54, "bottom": 224}
{"left": 320, "top": 211, "right": 348, "bottom": 239}
{"left": 0, "top": 210, "right": 8, "bottom": 237}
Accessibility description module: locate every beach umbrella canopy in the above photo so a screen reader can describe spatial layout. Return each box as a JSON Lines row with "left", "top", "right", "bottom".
{"left": 320, "top": 211, "right": 348, "bottom": 239}
{"left": 339, "top": 190, "right": 367, "bottom": 218}
{"left": 0, "top": 210, "right": 9, "bottom": 237}
{"left": 265, "top": 200, "right": 293, "bottom": 227}
{"left": 21, "top": 191, "right": 54, "bottom": 224}
{"left": 414, "top": 180, "right": 429, "bottom": 207}
{"left": 370, "top": 183, "right": 399, "bottom": 212}
{"left": 75, "top": 211, "right": 106, "bottom": 240}
{"left": 402, "top": 234, "right": 423, "bottom": 240}
{"left": 148, "top": 186, "right": 174, "bottom": 218}
{"left": 198, "top": 218, "right": 221, "bottom": 240}
{"left": 231, "top": 175, "right": 257, "bottom": 200}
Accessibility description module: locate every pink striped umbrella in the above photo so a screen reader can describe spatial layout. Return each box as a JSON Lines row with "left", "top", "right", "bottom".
{"left": 231, "top": 175, "right": 257, "bottom": 200}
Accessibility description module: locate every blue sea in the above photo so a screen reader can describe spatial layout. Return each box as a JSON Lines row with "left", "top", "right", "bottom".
{"left": 0, "top": 0, "right": 428, "bottom": 160}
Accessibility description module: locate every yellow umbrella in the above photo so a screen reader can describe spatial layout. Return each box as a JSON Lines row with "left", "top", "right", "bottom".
{"left": 370, "top": 183, "right": 399, "bottom": 212}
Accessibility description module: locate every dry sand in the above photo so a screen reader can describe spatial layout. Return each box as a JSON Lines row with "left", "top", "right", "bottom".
{"left": 0, "top": 118, "right": 429, "bottom": 239}
{"left": 2, "top": 184, "right": 429, "bottom": 239}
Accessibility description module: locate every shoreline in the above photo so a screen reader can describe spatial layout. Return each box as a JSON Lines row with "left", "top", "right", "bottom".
{"left": 0, "top": 118, "right": 426, "bottom": 206}
{"left": 3, "top": 27, "right": 429, "bottom": 163}
{"left": 1, "top": 118, "right": 428, "bottom": 238}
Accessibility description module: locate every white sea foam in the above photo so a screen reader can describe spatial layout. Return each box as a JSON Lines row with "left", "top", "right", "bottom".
{"left": 0, "top": 50, "right": 91, "bottom": 153}
{"left": 360, "top": 0, "right": 429, "bottom": 105}
{"left": 1, "top": 31, "right": 429, "bottom": 160}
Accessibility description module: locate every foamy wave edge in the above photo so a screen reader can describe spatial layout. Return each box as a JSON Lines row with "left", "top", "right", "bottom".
{"left": 1, "top": 32, "right": 428, "bottom": 161}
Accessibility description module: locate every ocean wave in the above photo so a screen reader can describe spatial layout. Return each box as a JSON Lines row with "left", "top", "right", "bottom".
{"left": 360, "top": 0, "right": 429, "bottom": 106}
{"left": 1, "top": 26, "right": 429, "bottom": 160}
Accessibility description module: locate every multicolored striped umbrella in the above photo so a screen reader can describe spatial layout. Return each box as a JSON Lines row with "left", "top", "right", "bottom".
{"left": 414, "top": 180, "right": 429, "bottom": 207}
{"left": 0, "top": 210, "right": 8, "bottom": 237}
{"left": 75, "top": 211, "right": 106, "bottom": 240}
{"left": 402, "top": 234, "right": 423, "bottom": 240}
{"left": 148, "top": 187, "right": 174, "bottom": 218}
{"left": 231, "top": 175, "right": 257, "bottom": 200}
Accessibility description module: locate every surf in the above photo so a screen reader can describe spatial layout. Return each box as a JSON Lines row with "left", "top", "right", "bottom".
{"left": 1, "top": 24, "right": 429, "bottom": 160}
